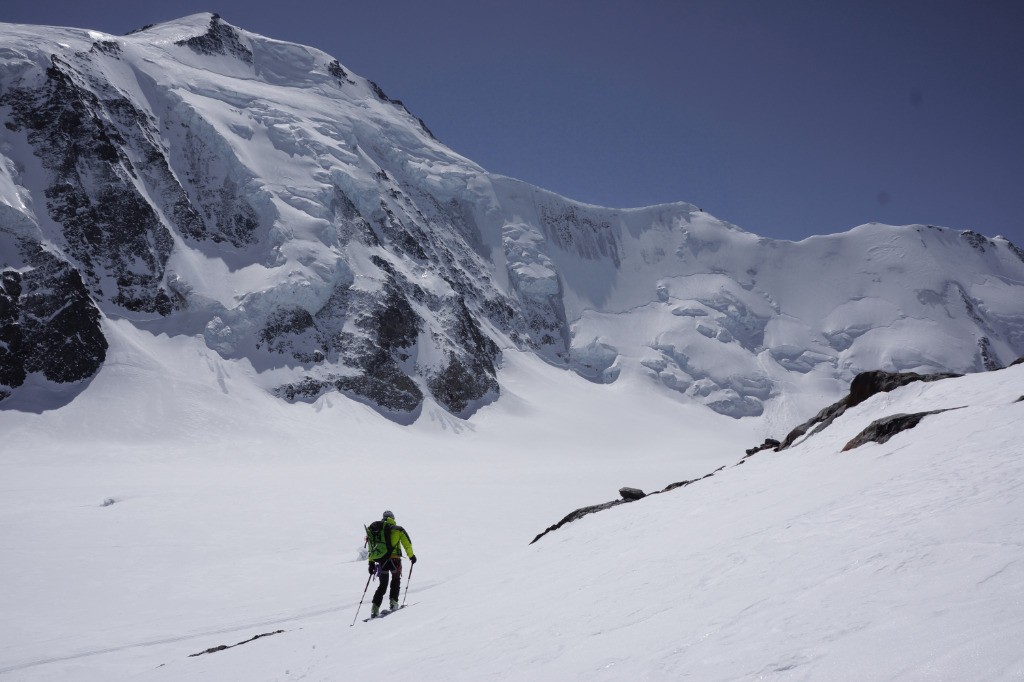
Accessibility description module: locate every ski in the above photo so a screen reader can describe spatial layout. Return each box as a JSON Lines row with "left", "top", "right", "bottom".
{"left": 362, "top": 603, "right": 415, "bottom": 622}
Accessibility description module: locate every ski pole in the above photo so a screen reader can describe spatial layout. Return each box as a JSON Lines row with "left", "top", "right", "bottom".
{"left": 350, "top": 571, "right": 374, "bottom": 626}
{"left": 401, "top": 561, "right": 414, "bottom": 607}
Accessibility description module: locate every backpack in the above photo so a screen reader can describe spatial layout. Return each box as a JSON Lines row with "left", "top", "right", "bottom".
{"left": 365, "top": 520, "right": 392, "bottom": 561}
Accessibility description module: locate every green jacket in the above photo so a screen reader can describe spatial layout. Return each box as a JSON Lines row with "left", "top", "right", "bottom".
{"left": 367, "top": 517, "right": 414, "bottom": 561}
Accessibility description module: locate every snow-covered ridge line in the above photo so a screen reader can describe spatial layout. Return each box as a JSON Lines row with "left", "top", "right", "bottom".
{"left": 530, "top": 361, "right": 1023, "bottom": 543}
{"left": 773, "top": 368, "right": 965, "bottom": 450}
{"left": 1, "top": 14, "right": 1023, "bottom": 422}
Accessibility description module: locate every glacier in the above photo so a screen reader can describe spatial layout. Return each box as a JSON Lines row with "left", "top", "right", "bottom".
{"left": 1, "top": 13, "right": 1022, "bottom": 424}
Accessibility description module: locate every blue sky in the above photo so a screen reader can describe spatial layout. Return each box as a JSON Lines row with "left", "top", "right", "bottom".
{"left": 4, "top": 1, "right": 1023, "bottom": 244}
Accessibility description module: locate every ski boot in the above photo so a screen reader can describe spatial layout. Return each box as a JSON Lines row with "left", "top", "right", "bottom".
{"left": 370, "top": 603, "right": 380, "bottom": 618}
{"left": 390, "top": 599, "right": 400, "bottom": 612}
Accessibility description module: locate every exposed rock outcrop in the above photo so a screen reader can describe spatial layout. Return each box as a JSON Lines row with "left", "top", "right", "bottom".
{"left": 2, "top": 57, "right": 177, "bottom": 313}
{"left": 618, "top": 487, "right": 646, "bottom": 501}
{"left": 175, "top": 14, "right": 253, "bottom": 63}
{"left": 530, "top": 500, "right": 627, "bottom": 545}
{"left": 533, "top": 365, "right": 1009, "bottom": 543}
{"left": 745, "top": 438, "right": 780, "bottom": 457}
{"left": 776, "top": 370, "right": 962, "bottom": 450}
{"left": 842, "top": 408, "right": 962, "bottom": 451}
{"left": 0, "top": 248, "right": 107, "bottom": 400}
{"left": 530, "top": 467, "right": 724, "bottom": 544}
{"left": 189, "top": 629, "right": 284, "bottom": 658}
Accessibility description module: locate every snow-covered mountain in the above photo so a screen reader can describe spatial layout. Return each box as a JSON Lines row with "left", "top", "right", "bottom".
{"left": 2, "top": 15, "right": 1024, "bottom": 680}
{"left": 2, "top": 13, "right": 1023, "bottom": 424}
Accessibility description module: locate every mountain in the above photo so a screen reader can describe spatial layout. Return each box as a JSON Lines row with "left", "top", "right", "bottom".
{"left": 2, "top": 15, "right": 1024, "bottom": 680}
{"left": 2, "top": 13, "right": 1023, "bottom": 426}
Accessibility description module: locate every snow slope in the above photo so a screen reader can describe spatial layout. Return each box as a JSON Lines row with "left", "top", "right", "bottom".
{"left": 152, "top": 363, "right": 1024, "bottom": 681}
{"left": 0, "top": 319, "right": 759, "bottom": 679}
{"left": 2, "top": 330, "right": 1021, "bottom": 680}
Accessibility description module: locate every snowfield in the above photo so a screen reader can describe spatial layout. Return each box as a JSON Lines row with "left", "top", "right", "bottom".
{"left": 2, "top": 12, "right": 1024, "bottom": 681}
{"left": 1, "top": 320, "right": 1022, "bottom": 680}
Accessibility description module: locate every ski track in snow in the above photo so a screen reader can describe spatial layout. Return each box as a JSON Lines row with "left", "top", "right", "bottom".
{"left": 0, "top": 566, "right": 445, "bottom": 676}
{"left": 0, "top": 604, "right": 330, "bottom": 675}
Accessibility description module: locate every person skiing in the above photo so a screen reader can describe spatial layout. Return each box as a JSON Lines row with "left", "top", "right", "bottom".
{"left": 365, "top": 510, "right": 416, "bottom": 617}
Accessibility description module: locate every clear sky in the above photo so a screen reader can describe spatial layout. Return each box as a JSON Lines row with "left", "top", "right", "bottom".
{"left": 4, "top": 1, "right": 1023, "bottom": 244}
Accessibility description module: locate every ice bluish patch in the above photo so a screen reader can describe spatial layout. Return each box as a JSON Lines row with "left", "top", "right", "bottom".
{"left": 569, "top": 337, "right": 619, "bottom": 383}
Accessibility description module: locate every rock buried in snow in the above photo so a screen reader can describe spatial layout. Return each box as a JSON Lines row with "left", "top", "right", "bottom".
{"left": 618, "top": 487, "right": 646, "bottom": 501}
{"left": 530, "top": 500, "right": 627, "bottom": 544}
{"left": 777, "top": 370, "right": 962, "bottom": 450}
{"left": 842, "top": 408, "right": 963, "bottom": 451}
{"left": 744, "top": 438, "right": 781, "bottom": 457}
{"left": 533, "top": 469, "right": 727, "bottom": 543}
{"left": 189, "top": 630, "right": 285, "bottom": 657}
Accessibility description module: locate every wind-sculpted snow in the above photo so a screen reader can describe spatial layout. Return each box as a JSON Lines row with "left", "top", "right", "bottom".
{"left": 1, "top": 14, "right": 1023, "bottom": 419}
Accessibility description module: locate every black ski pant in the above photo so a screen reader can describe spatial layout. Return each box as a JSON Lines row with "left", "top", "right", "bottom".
{"left": 372, "top": 558, "right": 402, "bottom": 606}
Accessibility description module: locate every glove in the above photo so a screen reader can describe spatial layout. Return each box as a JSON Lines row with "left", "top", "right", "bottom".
{"left": 368, "top": 562, "right": 375, "bottom": 575}
{"left": 409, "top": 555, "right": 417, "bottom": 565}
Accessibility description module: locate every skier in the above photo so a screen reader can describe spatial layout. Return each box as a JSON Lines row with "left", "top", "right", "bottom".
{"left": 366, "top": 510, "right": 416, "bottom": 617}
